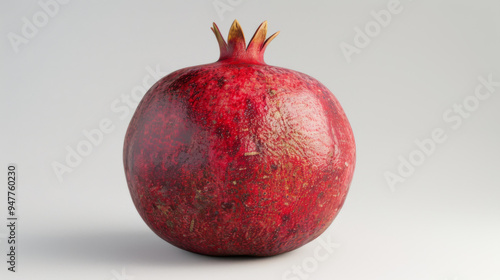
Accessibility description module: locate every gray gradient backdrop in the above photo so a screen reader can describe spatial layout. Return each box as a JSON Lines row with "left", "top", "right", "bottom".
{"left": 1, "top": 0, "right": 499, "bottom": 279}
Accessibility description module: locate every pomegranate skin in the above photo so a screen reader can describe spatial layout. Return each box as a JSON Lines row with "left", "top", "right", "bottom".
{"left": 123, "top": 21, "right": 355, "bottom": 256}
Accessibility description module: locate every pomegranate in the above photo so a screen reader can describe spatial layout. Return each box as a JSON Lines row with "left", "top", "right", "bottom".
{"left": 123, "top": 20, "right": 355, "bottom": 256}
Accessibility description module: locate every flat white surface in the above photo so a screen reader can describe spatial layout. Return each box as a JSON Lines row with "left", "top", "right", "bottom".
{"left": 1, "top": 0, "right": 500, "bottom": 279}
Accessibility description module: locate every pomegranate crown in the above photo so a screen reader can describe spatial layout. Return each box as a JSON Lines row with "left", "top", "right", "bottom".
{"left": 211, "top": 20, "right": 280, "bottom": 64}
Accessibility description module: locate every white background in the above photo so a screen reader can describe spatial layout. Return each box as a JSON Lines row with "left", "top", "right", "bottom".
{"left": 1, "top": 0, "right": 500, "bottom": 279}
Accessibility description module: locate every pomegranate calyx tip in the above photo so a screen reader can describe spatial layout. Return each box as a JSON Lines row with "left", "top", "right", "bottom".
{"left": 211, "top": 20, "right": 279, "bottom": 64}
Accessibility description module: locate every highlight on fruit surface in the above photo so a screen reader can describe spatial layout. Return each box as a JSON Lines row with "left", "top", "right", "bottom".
{"left": 123, "top": 20, "right": 356, "bottom": 256}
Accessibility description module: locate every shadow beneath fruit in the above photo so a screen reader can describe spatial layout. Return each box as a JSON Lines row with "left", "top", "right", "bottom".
{"left": 27, "top": 229, "right": 276, "bottom": 267}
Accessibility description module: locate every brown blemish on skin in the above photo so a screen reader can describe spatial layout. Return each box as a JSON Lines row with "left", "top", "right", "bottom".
{"left": 190, "top": 219, "right": 195, "bottom": 232}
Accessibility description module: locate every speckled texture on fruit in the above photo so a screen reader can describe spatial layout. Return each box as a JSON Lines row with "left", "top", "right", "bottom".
{"left": 123, "top": 20, "right": 355, "bottom": 256}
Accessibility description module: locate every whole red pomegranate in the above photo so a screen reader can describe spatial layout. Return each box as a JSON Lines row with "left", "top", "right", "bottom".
{"left": 124, "top": 20, "right": 355, "bottom": 256}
